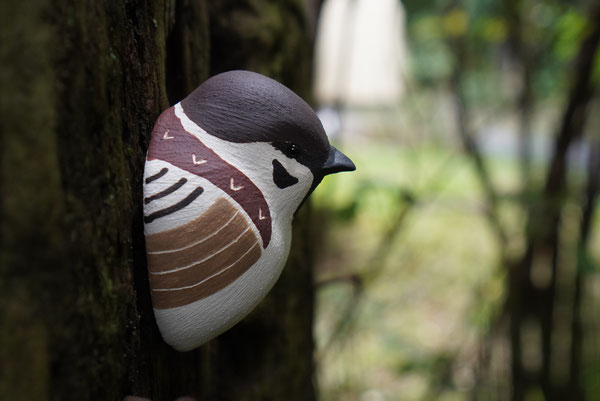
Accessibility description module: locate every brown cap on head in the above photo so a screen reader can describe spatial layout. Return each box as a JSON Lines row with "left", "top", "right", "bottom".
{"left": 180, "top": 70, "right": 331, "bottom": 172}
{"left": 181, "top": 70, "right": 355, "bottom": 196}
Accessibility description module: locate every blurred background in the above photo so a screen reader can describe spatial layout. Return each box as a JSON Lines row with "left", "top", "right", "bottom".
{"left": 309, "top": 0, "right": 600, "bottom": 400}
{"left": 1, "top": 0, "right": 599, "bottom": 400}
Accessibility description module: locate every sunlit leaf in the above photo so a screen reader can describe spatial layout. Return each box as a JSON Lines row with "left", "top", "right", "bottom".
{"left": 412, "top": 15, "right": 443, "bottom": 41}
{"left": 442, "top": 8, "right": 469, "bottom": 38}
{"left": 481, "top": 17, "right": 507, "bottom": 43}
{"left": 554, "top": 9, "right": 587, "bottom": 62}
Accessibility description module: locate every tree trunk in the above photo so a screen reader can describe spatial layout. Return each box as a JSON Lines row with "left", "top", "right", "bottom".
{"left": 0, "top": 1, "right": 317, "bottom": 400}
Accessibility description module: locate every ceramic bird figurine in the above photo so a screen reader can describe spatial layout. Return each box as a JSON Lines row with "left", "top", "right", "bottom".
{"left": 143, "top": 70, "right": 355, "bottom": 351}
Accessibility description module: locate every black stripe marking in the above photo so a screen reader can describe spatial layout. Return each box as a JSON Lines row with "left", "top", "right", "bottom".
{"left": 145, "top": 168, "right": 168, "bottom": 184}
{"left": 144, "top": 187, "right": 204, "bottom": 224}
{"left": 144, "top": 178, "right": 188, "bottom": 204}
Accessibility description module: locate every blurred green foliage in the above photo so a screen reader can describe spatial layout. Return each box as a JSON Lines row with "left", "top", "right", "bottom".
{"left": 408, "top": 0, "right": 598, "bottom": 98}
{"left": 313, "top": 144, "right": 509, "bottom": 400}
{"left": 311, "top": 0, "right": 600, "bottom": 400}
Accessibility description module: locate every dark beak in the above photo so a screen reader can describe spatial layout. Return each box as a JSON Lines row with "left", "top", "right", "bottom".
{"left": 297, "top": 146, "right": 356, "bottom": 214}
{"left": 320, "top": 146, "right": 356, "bottom": 176}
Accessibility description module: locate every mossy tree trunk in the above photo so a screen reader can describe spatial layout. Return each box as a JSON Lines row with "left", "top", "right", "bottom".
{"left": 0, "top": 1, "right": 317, "bottom": 400}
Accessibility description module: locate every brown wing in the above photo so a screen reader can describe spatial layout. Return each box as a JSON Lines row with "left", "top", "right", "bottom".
{"left": 145, "top": 197, "right": 261, "bottom": 309}
{"left": 147, "top": 107, "right": 272, "bottom": 246}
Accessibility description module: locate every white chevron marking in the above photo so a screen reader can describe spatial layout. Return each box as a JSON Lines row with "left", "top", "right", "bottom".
{"left": 163, "top": 129, "right": 174, "bottom": 139}
{"left": 258, "top": 208, "right": 267, "bottom": 220}
{"left": 230, "top": 177, "right": 243, "bottom": 191}
{"left": 192, "top": 154, "right": 207, "bottom": 165}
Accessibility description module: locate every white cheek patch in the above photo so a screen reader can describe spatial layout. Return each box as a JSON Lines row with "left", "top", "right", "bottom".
{"left": 176, "top": 104, "right": 313, "bottom": 220}
{"left": 276, "top": 155, "right": 312, "bottom": 185}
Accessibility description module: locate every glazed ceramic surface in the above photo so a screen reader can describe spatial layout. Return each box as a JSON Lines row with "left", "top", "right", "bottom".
{"left": 143, "top": 71, "right": 354, "bottom": 351}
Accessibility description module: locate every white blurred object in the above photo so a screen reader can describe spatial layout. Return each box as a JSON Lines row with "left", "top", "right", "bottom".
{"left": 317, "top": 107, "right": 342, "bottom": 139}
{"left": 360, "top": 389, "right": 386, "bottom": 401}
{"left": 314, "top": 0, "right": 408, "bottom": 108}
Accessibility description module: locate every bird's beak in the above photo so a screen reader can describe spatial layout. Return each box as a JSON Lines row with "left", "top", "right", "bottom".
{"left": 298, "top": 146, "right": 355, "bottom": 213}
{"left": 320, "top": 146, "right": 356, "bottom": 176}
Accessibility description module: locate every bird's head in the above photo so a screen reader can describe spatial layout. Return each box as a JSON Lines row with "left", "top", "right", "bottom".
{"left": 180, "top": 70, "right": 355, "bottom": 217}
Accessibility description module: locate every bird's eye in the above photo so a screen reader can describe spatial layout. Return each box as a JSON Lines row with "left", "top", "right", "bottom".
{"left": 273, "top": 141, "right": 301, "bottom": 158}
{"left": 285, "top": 143, "right": 299, "bottom": 158}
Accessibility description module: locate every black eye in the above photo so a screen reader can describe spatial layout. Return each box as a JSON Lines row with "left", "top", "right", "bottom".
{"left": 283, "top": 142, "right": 299, "bottom": 158}
{"left": 273, "top": 141, "right": 301, "bottom": 158}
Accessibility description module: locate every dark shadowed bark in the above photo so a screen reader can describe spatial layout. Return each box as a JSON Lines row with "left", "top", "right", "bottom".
{"left": 0, "top": 1, "right": 317, "bottom": 400}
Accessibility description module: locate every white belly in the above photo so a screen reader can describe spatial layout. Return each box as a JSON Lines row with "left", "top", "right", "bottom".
{"left": 144, "top": 160, "right": 292, "bottom": 350}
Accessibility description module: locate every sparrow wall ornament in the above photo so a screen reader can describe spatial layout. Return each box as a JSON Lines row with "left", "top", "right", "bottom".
{"left": 143, "top": 70, "right": 355, "bottom": 351}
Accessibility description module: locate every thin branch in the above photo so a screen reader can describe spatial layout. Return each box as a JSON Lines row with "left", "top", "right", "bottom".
{"left": 544, "top": 9, "right": 600, "bottom": 198}
{"left": 447, "top": 36, "right": 509, "bottom": 251}
{"left": 314, "top": 273, "right": 363, "bottom": 354}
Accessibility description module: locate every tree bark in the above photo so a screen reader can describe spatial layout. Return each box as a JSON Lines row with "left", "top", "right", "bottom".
{"left": 0, "top": 1, "right": 317, "bottom": 400}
